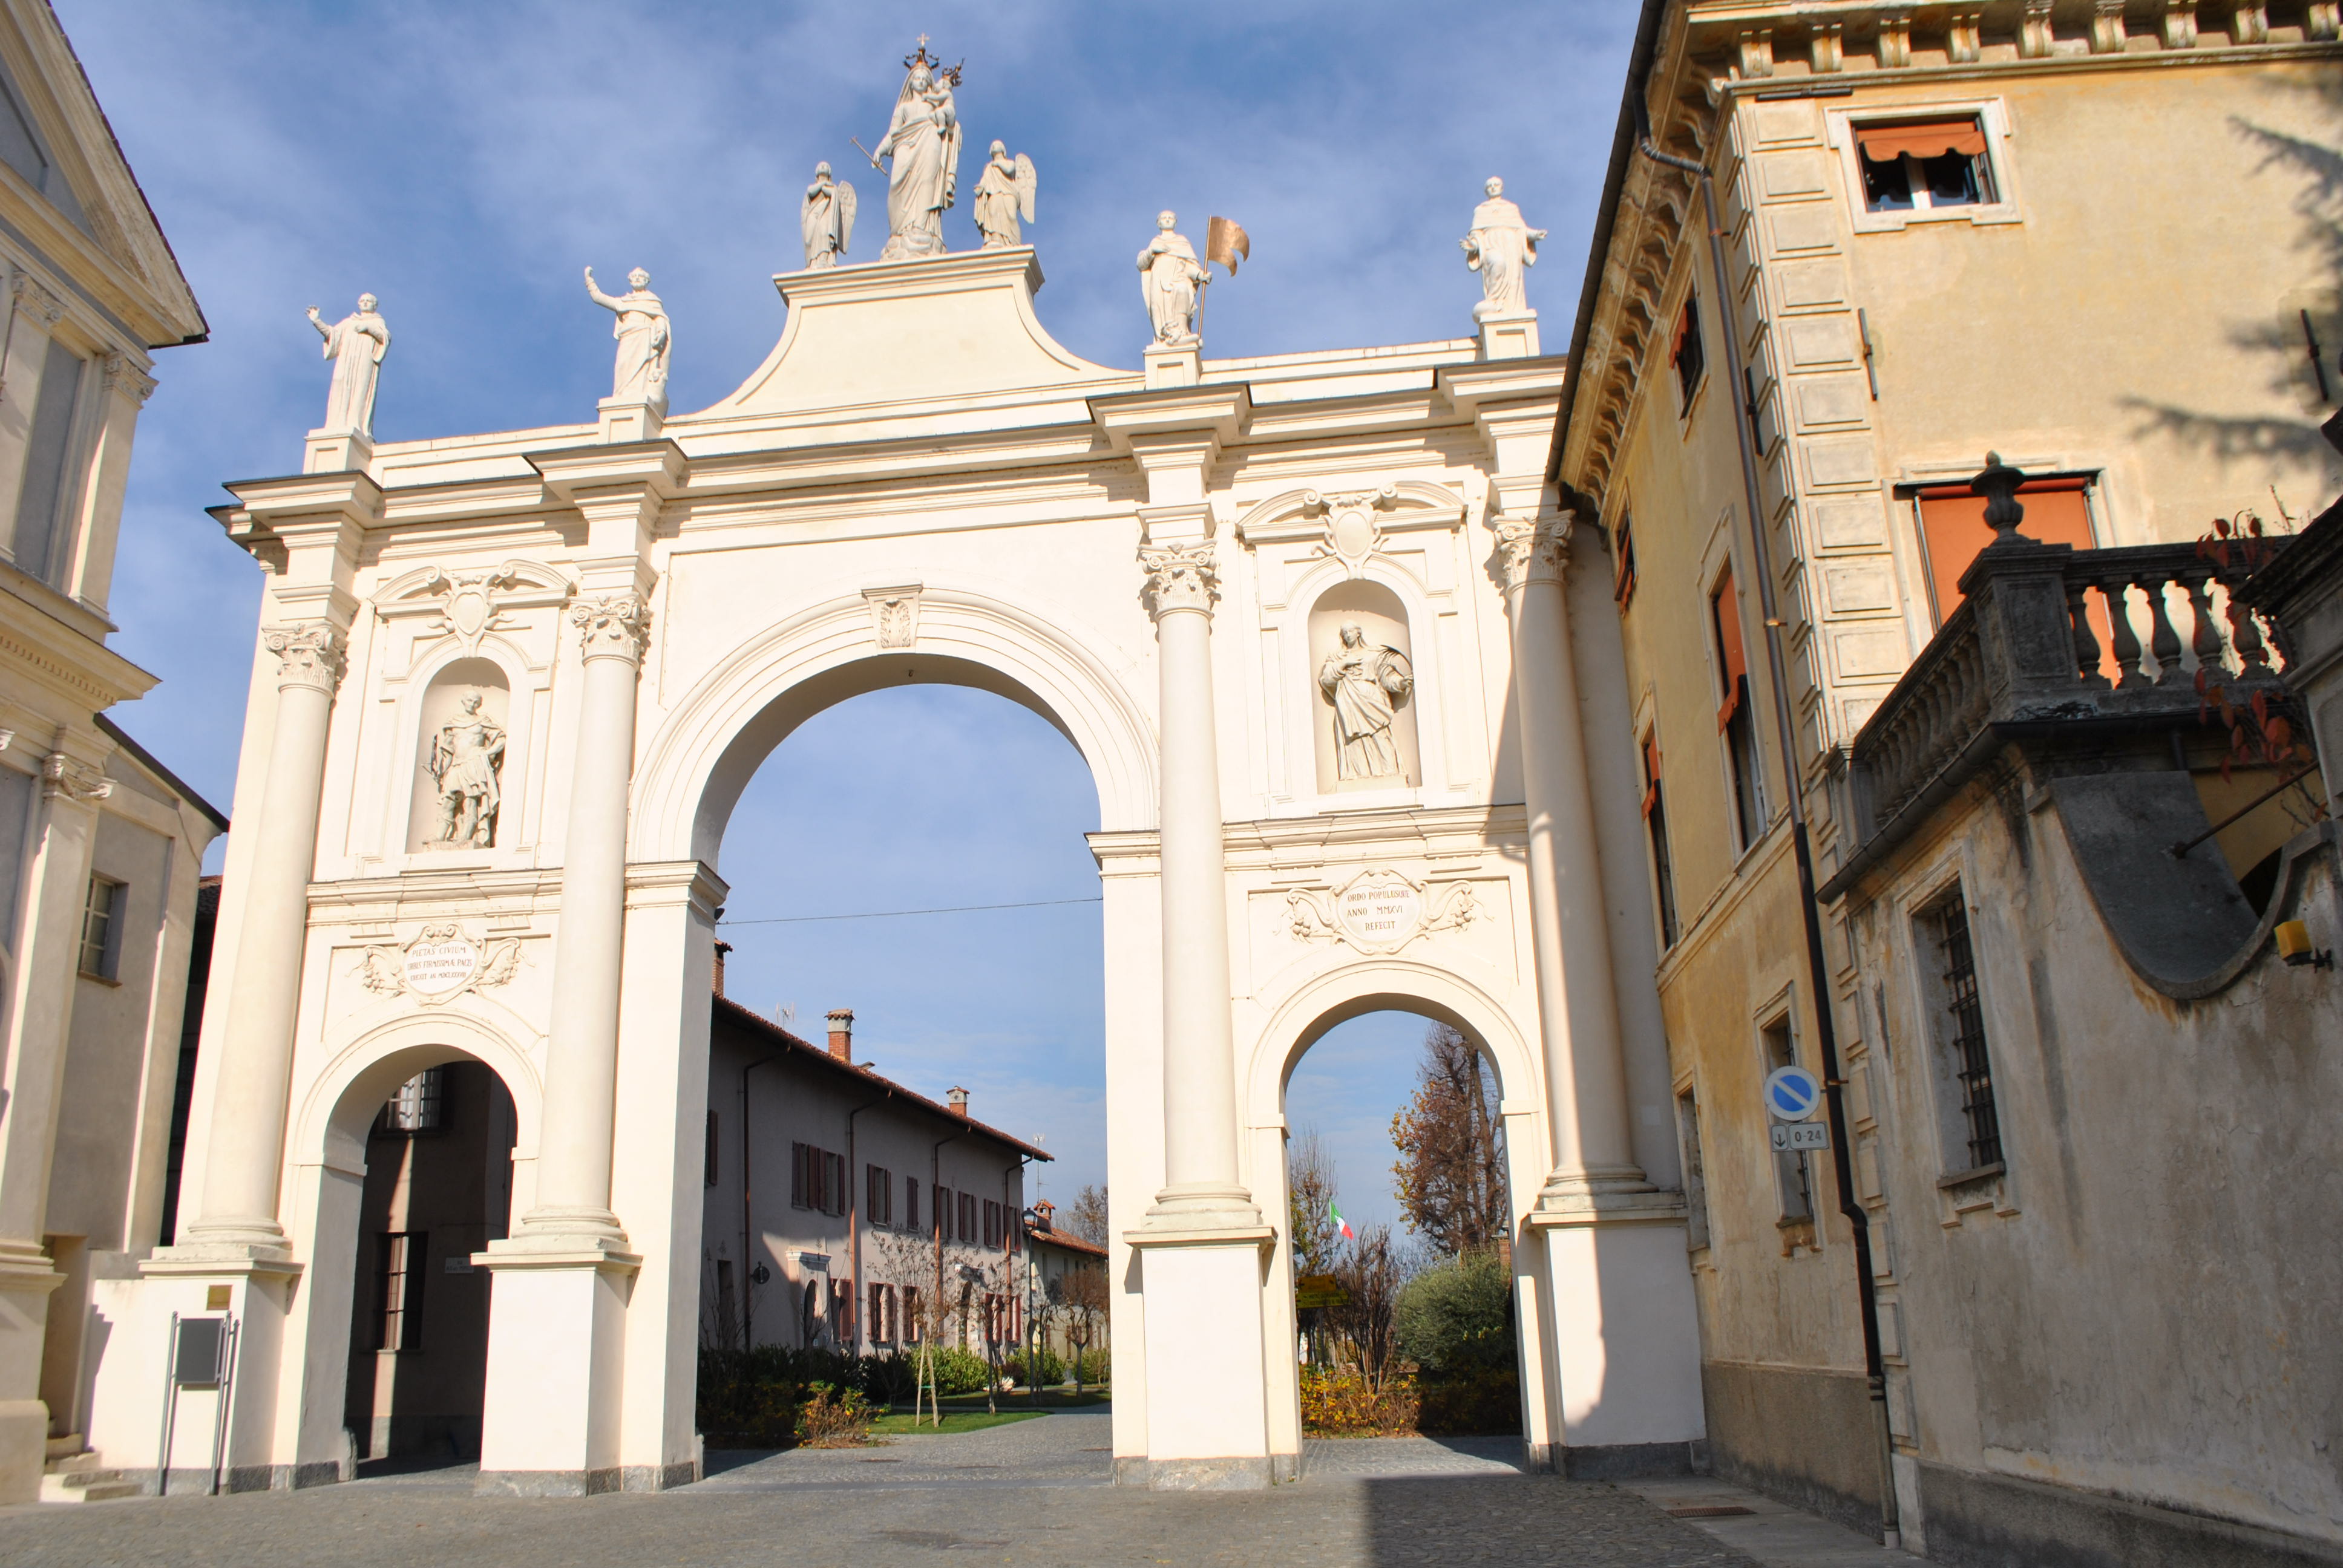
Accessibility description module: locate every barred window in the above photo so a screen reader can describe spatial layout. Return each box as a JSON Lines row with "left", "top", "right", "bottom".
{"left": 373, "top": 1231, "right": 425, "bottom": 1350}
{"left": 1676, "top": 1089, "right": 1711, "bottom": 1252}
{"left": 1762, "top": 1018, "right": 1813, "bottom": 1224}
{"left": 867, "top": 1163, "right": 893, "bottom": 1227}
{"left": 385, "top": 1068, "right": 444, "bottom": 1134}
{"left": 1925, "top": 887, "right": 2004, "bottom": 1172}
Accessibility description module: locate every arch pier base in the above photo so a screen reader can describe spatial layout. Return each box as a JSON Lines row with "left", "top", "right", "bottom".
{"left": 474, "top": 1250, "right": 638, "bottom": 1496}
{"left": 1524, "top": 1203, "right": 1706, "bottom": 1477}
{"left": 1122, "top": 1230, "right": 1286, "bottom": 1489}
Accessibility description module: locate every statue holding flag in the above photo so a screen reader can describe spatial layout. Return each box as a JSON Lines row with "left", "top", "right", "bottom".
{"left": 1137, "top": 210, "right": 1208, "bottom": 346}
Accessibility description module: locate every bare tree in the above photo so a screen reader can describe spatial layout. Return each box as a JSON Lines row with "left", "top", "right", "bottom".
{"left": 1391, "top": 1024, "right": 1510, "bottom": 1258}
{"left": 1286, "top": 1128, "right": 1342, "bottom": 1279}
{"left": 1058, "top": 1263, "right": 1109, "bottom": 1392}
{"left": 1328, "top": 1223, "right": 1413, "bottom": 1395}
{"left": 1066, "top": 1183, "right": 1110, "bottom": 1246}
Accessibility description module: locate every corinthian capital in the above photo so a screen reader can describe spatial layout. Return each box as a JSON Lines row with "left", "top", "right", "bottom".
{"left": 1138, "top": 540, "right": 1219, "bottom": 619}
{"left": 263, "top": 622, "right": 348, "bottom": 694}
{"left": 1492, "top": 513, "right": 1570, "bottom": 592}
{"left": 570, "top": 592, "right": 650, "bottom": 663}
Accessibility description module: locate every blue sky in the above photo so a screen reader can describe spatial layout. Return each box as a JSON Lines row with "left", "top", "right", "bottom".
{"left": 59, "top": 1, "right": 1637, "bottom": 1229}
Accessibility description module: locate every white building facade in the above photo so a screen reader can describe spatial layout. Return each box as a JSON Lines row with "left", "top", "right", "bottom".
{"left": 0, "top": 0, "right": 218, "bottom": 1508}
{"left": 89, "top": 234, "right": 1708, "bottom": 1492}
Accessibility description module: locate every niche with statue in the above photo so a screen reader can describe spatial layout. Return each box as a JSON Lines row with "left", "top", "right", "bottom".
{"left": 1309, "top": 580, "right": 1419, "bottom": 794}
{"left": 408, "top": 659, "right": 510, "bottom": 852}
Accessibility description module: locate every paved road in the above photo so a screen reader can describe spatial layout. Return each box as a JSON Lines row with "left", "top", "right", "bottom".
{"left": 2, "top": 1408, "right": 1911, "bottom": 1568}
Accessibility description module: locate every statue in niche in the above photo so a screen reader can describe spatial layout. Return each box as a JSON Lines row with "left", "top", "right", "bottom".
{"left": 873, "top": 43, "right": 962, "bottom": 261}
{"left": 1318, "top": 624, "right": 1414, "bottom": 782}
{"left": 1460, "top": 177, "right": 1546, "bottom": 319}
{"left": 427, "top": 692, "right": 507, "bottom": 848}
{"left": 972, "top": 140, "right": 1036, "bottom": 248}
{"left": 306, "top": 293, "right": 390, "bottom": 436}
{"left": 582, "top": 266, "right": 671, "bottom": 407}
{"left": 801, "top": 161, "right": 857, "bottom": 269}
{"left": 1136, "top": 211, "right": 1207, "bottom": 347}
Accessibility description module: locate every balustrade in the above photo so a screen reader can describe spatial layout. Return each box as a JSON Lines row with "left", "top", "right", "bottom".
{"left": 1850, "top": 540, "right": 2288, "bottom": 843}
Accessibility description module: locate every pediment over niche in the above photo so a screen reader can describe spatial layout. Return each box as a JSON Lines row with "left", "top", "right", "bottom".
{"left": 690, "top": 247, "right": 1129, "bottom": 420}
{"left": 376, "top": 560, "right": 575, "bottom": 653}
{"left": 1236, "top": 481, "right": 1470, "bottom": 575}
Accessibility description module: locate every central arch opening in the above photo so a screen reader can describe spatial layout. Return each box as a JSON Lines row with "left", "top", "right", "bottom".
{"left": 1279, "top": 1005, "right": 1527, "bottom": 1454}
{"left": 693, "top": 664, "right": 1110, "bottom": 1443}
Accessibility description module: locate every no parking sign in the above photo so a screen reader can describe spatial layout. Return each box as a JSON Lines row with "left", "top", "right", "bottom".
{"left": 1762, "top": 1064, "right": 1823, "bottom": 1122}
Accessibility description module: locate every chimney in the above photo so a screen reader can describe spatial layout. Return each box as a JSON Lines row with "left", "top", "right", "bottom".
{"left": 827, "top": 1008, "right": 854, "bottom": 1061}
{"left": 947, "top": 1086, "right": 969, "bottom": 1117}
{"left": 1034, "top": 1198, "right": 1054, "bottom": 1231}
{"left": 712, "top": 941, "right": 732, "bottom": 998}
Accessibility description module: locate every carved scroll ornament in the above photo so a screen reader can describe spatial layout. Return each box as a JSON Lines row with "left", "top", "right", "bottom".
{"left": 1286, "top": 867, "right": 1481, "bottom": 956}
{"left": 354, "top": 923, "right": 523, "bottom": 1006}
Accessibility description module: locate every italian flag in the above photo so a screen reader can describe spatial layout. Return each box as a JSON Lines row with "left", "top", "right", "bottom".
{"left": 1330, "top": 1202, "right": 1354, "bottom": 1241}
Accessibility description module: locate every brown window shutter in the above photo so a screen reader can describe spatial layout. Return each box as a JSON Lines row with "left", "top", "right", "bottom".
{"left": 1711, "top": 568, "right": 1750, "bottom": 731}
{"left": 1856, "top": 119, "right": 1986, "bottom": 163}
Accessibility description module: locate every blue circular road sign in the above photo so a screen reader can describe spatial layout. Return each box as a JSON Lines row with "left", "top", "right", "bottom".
{"left": 1763, "top": 1064, "right": 1824, "bottom": 1123}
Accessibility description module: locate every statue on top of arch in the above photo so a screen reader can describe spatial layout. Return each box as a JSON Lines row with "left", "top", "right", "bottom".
{"left": 871, "top": 40, "right": 963, "bottom": 261}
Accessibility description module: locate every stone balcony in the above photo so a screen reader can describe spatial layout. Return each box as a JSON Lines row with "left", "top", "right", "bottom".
{"left": 1823, "top": 479, "right": 2293, "bottom": 907}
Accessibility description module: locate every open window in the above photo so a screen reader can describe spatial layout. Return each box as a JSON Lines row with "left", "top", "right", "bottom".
{"left": 1671, "top": 295, "right": 1707, "bottom": 413}
{"left": 1834, "top": 102, "right": 2019, "bottom": 232}
{"left": 1711, "top": 566, "right": 1766, "bottom": 852}
{"left": 1640, "top": 728, "right": 1680, "bottom": 948}
{"left": 1856, "top": 117, "right": 1994, "bottom": 213}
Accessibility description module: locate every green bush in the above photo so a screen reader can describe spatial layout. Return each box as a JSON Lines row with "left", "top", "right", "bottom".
{"left": 909, "top": 1344, "right": 997, "bottom": 1395}
{"left": 1014, "top": 1345, "right": 1065, "bottom": 1387}
{"left": 1073, "top": 1347, "right": 1110, "bottom": 1385}
{"left": 1394, "top": 1252, "right": 1513, "bottom": 1375}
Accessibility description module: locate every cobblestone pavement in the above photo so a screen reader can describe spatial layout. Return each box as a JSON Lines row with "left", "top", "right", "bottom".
{"left": 0, "top": 1409, "right": 1899, "bottom": 1568}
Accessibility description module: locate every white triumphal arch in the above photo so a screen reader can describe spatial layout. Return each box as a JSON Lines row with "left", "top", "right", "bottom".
{"left": 90, "top": 217, "right": 1704, "bottom": 1491}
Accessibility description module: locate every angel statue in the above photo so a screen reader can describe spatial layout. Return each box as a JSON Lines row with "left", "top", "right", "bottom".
{"left": 1136, "top": 211, "right": 1208, "bottom": 347}
{"left": 802, "top": 160, "right": 857, "bottom": 269}
{"left": 1461, "top": 175, "right": 1547, "bottom": 319}
{"left": 426, "top": 691, "right": 507, "bottom": 848}
{"left": 306, "top": 293, "right": 390, "bottom": 437}
{"left": 972, "top": 140, "right": 1036, "bottom": 248}
{"left": 873, "top": 42, "right": 962, "bottom": 261}
{"left": 582, "top": 266, "right": 670, "bottom": 407}
{"left": 1317, "top": 622, "right": 1414, "bottom": 782}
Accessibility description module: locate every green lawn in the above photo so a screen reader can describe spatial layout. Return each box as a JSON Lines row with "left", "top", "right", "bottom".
{"left": 870, "top": 1410, "right": 1049, "bottom": 1436}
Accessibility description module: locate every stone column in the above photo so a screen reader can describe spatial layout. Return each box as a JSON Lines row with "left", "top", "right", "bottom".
{"left": 1123, "top": 523, "right": 1276, "bottom": 1490}
{"left": 1493, "top": 513, "right": 1645, "bottom": 1200}
{"left": 180, "top": 624, "right": 347, "bottom": 1254}
{"left": 520, "top": 593, "right": 649, "bottom": 1244}
{"left": 1137, "top": 538, "right": 1251, "bottom": 1222}
{"left": 1498, "top": 503, "right": 1705, "bottom": 1471}
{"left": 476, "top": 595, "right": 649, "bottom": 1495}
{"left": 0, "top": 740, "right": 111, "bottom": 1503}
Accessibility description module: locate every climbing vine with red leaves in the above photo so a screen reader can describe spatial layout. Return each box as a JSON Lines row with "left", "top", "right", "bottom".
{"left": 2193, "top": 514, "right": 2322, "bottom": 818}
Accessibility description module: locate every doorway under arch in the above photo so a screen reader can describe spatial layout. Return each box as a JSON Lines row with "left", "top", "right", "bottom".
{"left": 339, "top": 1059, "right": 517, "bottom": 1465}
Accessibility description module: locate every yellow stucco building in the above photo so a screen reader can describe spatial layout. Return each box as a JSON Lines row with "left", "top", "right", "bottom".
{"left": 1550, "top": 1, "right": 2341, "bottom": 1558}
